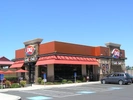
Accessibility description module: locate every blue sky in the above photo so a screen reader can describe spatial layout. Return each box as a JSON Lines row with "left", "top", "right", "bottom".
{"left": 0, "top": 0, "right": 132, "bottom": 66}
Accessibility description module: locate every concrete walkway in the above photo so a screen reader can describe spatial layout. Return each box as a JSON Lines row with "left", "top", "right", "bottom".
{"left": 0, "top": 81, "right": 100, "bottom": 91}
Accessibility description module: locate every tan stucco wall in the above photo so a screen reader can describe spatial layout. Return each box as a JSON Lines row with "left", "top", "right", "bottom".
{"left": 47, "top": 64, "right": 54, "bottom": 81}
{"left": 35, "top": 65, "right": 39, "bottom": 83}
{"left": 82, "top": 65, "right": 86, "bottom": 76}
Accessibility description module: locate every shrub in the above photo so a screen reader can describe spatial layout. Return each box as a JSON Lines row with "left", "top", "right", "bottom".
{"left": 41, "top": 80, "right": 44, "bottom": 85}
{"left": 5, "top": 76, "right": 18, "bottom": 82}
{"left": 82, "top": 77, "right": 86, "bottom": 82}
{"left": 0, "top": 85, "right": 4, "bottom": 89}
{"left": 20, "top": 80, "right": 26, "bottom": 87}
{"left": 67, "top": 80, "right": 73, "bottom": 83}
{"left": 38, "top": 77, "right": 42, "bottom": 84}
{"left": 5, "top": 80, "right": 11, "bottom": 88}
{"left": 11, "top": 83, "right": 20, "bottom": 88}
{"left": 77, "top": 80, "right": 82, "bottom": 83}
{"left": 45, "top": 82, "right": 54, "bottom": 85}
{"left": 54, "top": 82, "right": 61, "bottom": 85}
{"left": 62, "top": 79, "right": 67, "bottom": 84}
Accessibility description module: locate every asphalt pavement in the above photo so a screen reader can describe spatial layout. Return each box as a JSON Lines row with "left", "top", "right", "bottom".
{"left": 3, "top": 83, "right": 133, "bottom": 100}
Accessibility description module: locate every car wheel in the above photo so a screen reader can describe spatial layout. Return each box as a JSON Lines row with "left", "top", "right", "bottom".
{"left": 118, "top": 80, "right": 123, "bottom": 85}
{"left": 102, "top": 80, "right": 106, "bottom": 84}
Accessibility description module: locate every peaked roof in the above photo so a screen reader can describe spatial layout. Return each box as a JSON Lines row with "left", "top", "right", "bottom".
{"left": 0, "top": 56, "right": 13, "bottom": 65}
{"left": 0, "top": 56, "right": 11, "bottom": 61}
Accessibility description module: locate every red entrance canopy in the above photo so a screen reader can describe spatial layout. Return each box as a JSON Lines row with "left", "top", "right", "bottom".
{"left": 4, "top": 70, "right": 15, "bottom": 74}
{"left": 36, "top": 55, "right": 99, "bottom": 66}
{"left": 10, "top": 60, "right": 24, "bottom": 68}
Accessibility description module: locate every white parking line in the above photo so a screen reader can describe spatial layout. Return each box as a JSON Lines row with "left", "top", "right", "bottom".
{"left": 59, "top": 86, "right": 107, "bottom": 92}
{"left": 20, "top": 90, "right": 81, "bottom": 98}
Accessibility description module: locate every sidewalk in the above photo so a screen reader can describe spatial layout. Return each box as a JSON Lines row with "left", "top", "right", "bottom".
{"left": 0, "top": 93, "right": 21, "bottom": 100}
{"left": 0, "top": 81, "right": 101, "bottom": 91}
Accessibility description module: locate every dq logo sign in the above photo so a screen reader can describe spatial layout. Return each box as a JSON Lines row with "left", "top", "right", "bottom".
{"left": 25, "top": 45, "right": 35, "bottom": 56}
{"left": 111, "top": 48, "right": 120, "bottom": 58}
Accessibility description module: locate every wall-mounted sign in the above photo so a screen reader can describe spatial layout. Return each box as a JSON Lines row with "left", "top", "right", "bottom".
{"left": 111, "top": 48, "right": 120, "bottom": 59}
{"left": 101, "top": 64, "right": 109, "bottom": 74}
{"left": 25, "top": 45, "right": 36, "bottom": 56}
{"left": 112, "top": 61, "right": 122, "bottom": 65}
{"left": 24, "top": 45, "right": 37, "bottom": 62}
{"left": 24, "top": 56, "right": 37, "bottom": 62}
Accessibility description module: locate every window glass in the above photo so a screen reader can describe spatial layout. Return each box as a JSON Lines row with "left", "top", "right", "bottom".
{"left": 125, "top": 73, "right": 130, "bottom": 78}
{"left": 54, "top": 64, "right": 82, "bottom": 81}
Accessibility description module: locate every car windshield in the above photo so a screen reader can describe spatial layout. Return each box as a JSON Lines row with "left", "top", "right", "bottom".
{"left": 125, "top": 73, "right": 131, "bottom": 78}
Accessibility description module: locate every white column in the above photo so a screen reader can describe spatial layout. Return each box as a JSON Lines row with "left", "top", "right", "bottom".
{"left": 82, "top": 65, "right": 86, "bottom": 76}
{"left": 47, "top": 64, "right": 54, "bottom": 81}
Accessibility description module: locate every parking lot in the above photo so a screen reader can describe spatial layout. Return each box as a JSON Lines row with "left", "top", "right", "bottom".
{"left": 4, "top": 83, "right": 133, "bottom": 100}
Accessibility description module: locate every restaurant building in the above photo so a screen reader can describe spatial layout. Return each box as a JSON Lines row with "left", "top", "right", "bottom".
{"left": 10, "top": 38, "right": 126, "bottom": 83}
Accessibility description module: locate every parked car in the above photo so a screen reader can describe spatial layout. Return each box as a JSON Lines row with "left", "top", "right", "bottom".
{"left": 129, "top": 74, "right": 133, "bottom": 83}
{"left": 101, "top": 72, "right": 132, "bottom": 85}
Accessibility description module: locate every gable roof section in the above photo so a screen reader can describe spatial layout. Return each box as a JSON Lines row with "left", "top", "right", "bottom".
{"left": 0, "top": 56, "right": 14, "bottom": 65}
{"left": 0, "top": 56, "right": 11, "bottom": 61}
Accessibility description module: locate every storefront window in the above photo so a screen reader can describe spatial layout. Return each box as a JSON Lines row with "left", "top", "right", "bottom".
{"left": 54, "top": 64, "right": 81, "bottom": 81}
{"left": 39, "top": 65, "right": 47, "bottom": 79}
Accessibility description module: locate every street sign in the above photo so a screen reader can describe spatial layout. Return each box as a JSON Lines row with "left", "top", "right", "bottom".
{"left": 74, "top": 72, "right": 77, "bottom": 77}
{"left": 43, "top": 73, "right": 46, "bottom": 79}
{"left": 0, "top": 74, "right": 4, "bottom": 80}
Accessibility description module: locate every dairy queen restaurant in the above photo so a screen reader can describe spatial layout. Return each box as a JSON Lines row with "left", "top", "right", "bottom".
{"left": 8, "top": 38, "right": 127, "bottom": 84}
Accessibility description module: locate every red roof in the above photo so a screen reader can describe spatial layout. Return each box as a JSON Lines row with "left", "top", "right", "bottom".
{"left": 10, "top": 60, "right": 24, "bottom": 68}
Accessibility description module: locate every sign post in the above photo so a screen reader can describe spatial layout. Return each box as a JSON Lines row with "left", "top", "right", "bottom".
{"left": 74, "top": 72, "right": 77, "bottom": 83}
{"left": 43, "top": 73, "right": 47, "bottom": 85}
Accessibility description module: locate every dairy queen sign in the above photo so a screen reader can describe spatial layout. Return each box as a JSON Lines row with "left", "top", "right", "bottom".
{"left": 25, "top": 45, "right": 36, "bottom": 56}
{"left": 25, "top": 45, "right": 37, "bottom": 62}
{"left": 111, "top": 48, "right": 120, "bottom": 59}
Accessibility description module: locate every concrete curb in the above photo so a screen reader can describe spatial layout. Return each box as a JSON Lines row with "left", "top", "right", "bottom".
{"left": 1, "top": 81, "right": 101, "bottom": 91}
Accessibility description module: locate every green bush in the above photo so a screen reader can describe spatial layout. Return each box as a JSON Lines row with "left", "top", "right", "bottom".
{"left": 5, "top": 80, "right": 11, "bottom": 88}
{"left": 20, "top": 80, "right": 26, "bottom": 87}
{"left": 5, "top": 76, "right": 18, "bottom": 82}
{"left": 11, "top": 83, "right": 20, "bottom": 88}
{"left": 77, "top": 80, "right": 82, "bottom": 83}
{"left": 38, "top": 77, "right": 42, "bottom": 84}
{"left": 67, "top": 80, "right": 73, "bottom": 83}
{"left": 45, "top": 82, "right": 54, "bottom": 85}
{"left": 0, "top": 85, "right": 4, "bottom": 89}
{"left": 54, "top": 82, "right": 61, "bottom": 85}
{"left": 82, "top": 77, "right": 86, "bottom": 82}
{"left": 62, "top": 79, "right": 67, "bottom": 84}
{"left": 41, "top": 80, "right": 44, "bottom": 85}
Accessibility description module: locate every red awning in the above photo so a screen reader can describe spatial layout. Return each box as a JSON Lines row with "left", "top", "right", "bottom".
{"left": 0, "top": 61, "right": 13, "bottom": 65}
{"left": 36, "top": 55, "right": 99, "bottom": 66}
{"left": 4, "top": 70, "right": 15, "bottom": 74}
{"left": 10, "top": 60, "right": 24, "bottom": 68}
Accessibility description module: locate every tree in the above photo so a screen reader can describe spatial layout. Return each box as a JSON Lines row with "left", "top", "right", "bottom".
{"left": 126, "top": 66, "right": 130, "bottom": 70}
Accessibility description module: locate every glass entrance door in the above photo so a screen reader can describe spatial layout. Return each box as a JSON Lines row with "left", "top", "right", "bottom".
{"left": 28, "top": 62, "right": 35, "bottom": 84}
{"left": 86, "top": 65, "right": 93, "bottom": 81}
